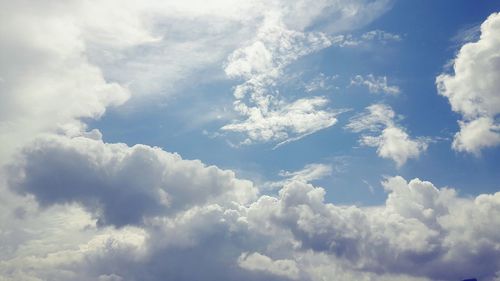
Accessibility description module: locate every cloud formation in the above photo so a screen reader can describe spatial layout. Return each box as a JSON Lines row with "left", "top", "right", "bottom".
{"left": 436, "top": 12, "right": 500, "bottom": 154}
{"left": 1, "top": 2, "right": 498, "bottom": 281}
{"left": 219, "top": 1, "right": 394, "bottom": 146}
{"left": 221, "top": 15, "right": 339, "bottom": 146}
{"left": 7, "top": 135, "right": 256, "bottom": 227}
{"left": 346, "top": 104, "right": 428, "bottom": 166}
{"left": 3, "top": 136, "right": 500, "bottom": 280}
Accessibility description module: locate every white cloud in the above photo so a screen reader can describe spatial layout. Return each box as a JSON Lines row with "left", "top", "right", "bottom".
{"left": 247, "top": 177, "right": 500, "bottom": 281}
{"left": 346, "top": 104, "right": 428, "bottom": 166}
{"left": 2, "top": 2, "right": 498, "bottom": 281}
{"left": 304, "top": 73, "right": 338, "bottom": 93}
{"left": 0, "top": 1, "right": 131, "bottom": 166}
{"left": 222, "top": 96, "right": 339, "bottom": 146}
{"left": 238, "top": 252, "right": 300, "bottom": 280}
{"left": 3, "top": 136, "right": 500, "bottom": 280}
{"left": 220, "top": 1, "right": 394, "bottom": 146}
{"left": 0, "top": 0, "right": 264, "bottom": 165}
{"left": 436, "top": 12, "right": 500, "bottom": 154}
{"left": 221, "top": 15, "right": 338, "bottom": 146}
{"left": 7, "top": 135, "right": 257, "bottom": 227}
{"left": 335, "top": 29, "right": 402, "bottom": 47}
{"left": 265, "top": 163, "right": 333, "bottom": 189}
{"left": 0, "top": 0, "right": 393, "bottom": 158}
{"left": 351, "top": 74, "right": 400, "bottom": 95}
{"left": 279, "top": 163, "right": 333, "bottom": 183}
{"left": 361, "top": 29, "right": 401, "bottom": 42}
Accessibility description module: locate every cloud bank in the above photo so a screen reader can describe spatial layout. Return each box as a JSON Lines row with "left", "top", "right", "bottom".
{"left": 2, "top": 135, "right": 500, "bottom": 280}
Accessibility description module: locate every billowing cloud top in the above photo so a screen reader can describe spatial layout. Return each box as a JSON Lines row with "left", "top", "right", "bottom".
{"left": 437, "top": 12, "right": 500, "bottom": 154}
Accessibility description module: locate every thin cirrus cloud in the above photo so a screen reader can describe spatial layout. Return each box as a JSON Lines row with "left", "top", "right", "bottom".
{"left": 263, "top": 163, "right": 333, "bottom": 189}
{"left": 350, "top": 74, "right": 401, "bottom": 95}
{"left": 338, "top": 29, "right": 402, "bottom": 47}
{"left": 436, "top": 12, "right": 500, "bottom": 155}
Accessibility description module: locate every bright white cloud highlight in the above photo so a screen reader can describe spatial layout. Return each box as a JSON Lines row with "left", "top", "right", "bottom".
{"left": 346, "top": 104, "right": 428, "bottom": 166}
{"left": 238, "top": 252, "right": 300, "bottom": 280}
{"left": 436, "top": 12, "right": 500, "bottom": 154}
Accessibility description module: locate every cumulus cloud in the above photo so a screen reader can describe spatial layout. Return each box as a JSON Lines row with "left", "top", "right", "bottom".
{"left": 436, "top": 12, "right": 500, "bottom": 154}
{"left": 7, "top": 135, "right": 256, "bottom": 227}
{"left": 346, "top": 104, "right": 428, "bottom": 166}
{"left": 4, "top": 138, "right": 500, "bottom": 280}
{"left": 238, "top": 252, "right": 300, "bottom": 280}
{"left": 351, "top": 74, "right": 400, "bottom": 95}
{"left": 0, "top": 0, "right": 130, "bottom": 166}
{"left": 246, "top": 177, "right": 500, "bottom": 281}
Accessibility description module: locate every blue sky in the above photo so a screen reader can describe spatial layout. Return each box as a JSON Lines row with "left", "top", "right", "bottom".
{"left": 92, "top": 0, "right": 500, "bottom": 205}
{"left": 1, "top": 1, "right": 500, "bottom": 280}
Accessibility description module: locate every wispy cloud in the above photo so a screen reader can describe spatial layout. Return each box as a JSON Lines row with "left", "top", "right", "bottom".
{"left": 350, "top": 74, "right": 400, "bottom": 95}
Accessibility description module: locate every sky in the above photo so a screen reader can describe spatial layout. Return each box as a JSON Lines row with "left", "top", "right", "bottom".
{"left": 0, "top": 1, "right": 500, "bottom": 281}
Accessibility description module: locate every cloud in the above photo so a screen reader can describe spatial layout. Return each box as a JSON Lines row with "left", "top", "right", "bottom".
{"left": 219, "top": 0, "right": 393, "bottom": 146}
{"left": 338, "top": 29, "right": 402, "bottom": 47}
{"left": 3, "top": 135, "right": 500, "bottom": 280}
{"left": 304, "top": 73, "right": 338, "bottom": 93}
{"left": 0, "top": 0, "right": 260, "bottom": 164}
{"left": 221, "top": 15, "right": 338, "bottom": 146}
{"left": 351, "top": 74, "right": 400, "bottom": 95}
{"left": 0, "top": 0, "right": 131, "bottom": 166}
{"left": 0, "top": 0, "right": 394, "bottom": 159}
{"left": 265, "top": 163, "right": 333, "bottom": 189}
{"left": 222, "top": 96, "right": 340, "bottom": 146}
{"left": 436, "top": 12, "right": 500, "bottom": 154}
{"left": 238, "top": 252, "right": 300, "bottom": 280}
{"left": 247, "top": 177, "right": 500, "bottom": 281}
{"left": 346, "top": 104, "right": 428, "bottom": 166}
{"left": 361, "top": 29, "right": 402, "bottom": 42}
{"left": 279, "top": 163, "right": 333, "bottom": 184}
{"left": 7, "top": 135, "right": 256, "bottom": 227}
{"left": 2, "top": 2, "right": 497, "bottom": 281}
